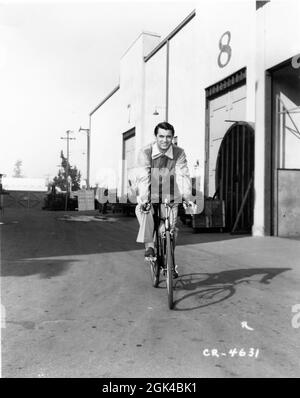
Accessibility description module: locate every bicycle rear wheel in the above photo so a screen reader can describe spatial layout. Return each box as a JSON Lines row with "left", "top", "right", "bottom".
{"left": 165, "top": 230, "right": 174, "bottom": 309}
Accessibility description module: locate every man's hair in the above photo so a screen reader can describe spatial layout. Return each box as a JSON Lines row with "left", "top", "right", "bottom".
{"left": 154, "top": 122, "right": 175, "bottom": 137}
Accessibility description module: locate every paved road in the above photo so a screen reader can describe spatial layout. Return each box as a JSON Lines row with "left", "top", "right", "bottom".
{"left": 1, "top": 209, "right": 300, "bottom": 377}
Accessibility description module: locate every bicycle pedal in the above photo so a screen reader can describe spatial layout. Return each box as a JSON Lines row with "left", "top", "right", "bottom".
{"left": 173, "top": 270, "right": 179, "bottom": 279}
{"left": 173, "top": 265, "right": 179, "bottom": 279}
{"left": 161, "top": 266, "right": 178, "bottom": 278}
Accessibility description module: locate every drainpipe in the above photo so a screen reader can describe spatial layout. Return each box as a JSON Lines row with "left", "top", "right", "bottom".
{"left": 87, "top": 115, "right": 91, "bottom": 189}
{"left": 165, "top": 40, "right": 170, "bottom": 122}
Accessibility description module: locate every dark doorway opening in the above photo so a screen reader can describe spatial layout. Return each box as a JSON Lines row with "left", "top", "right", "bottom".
{"left": 215, "top": 122, "right": 254, "bottom": 233}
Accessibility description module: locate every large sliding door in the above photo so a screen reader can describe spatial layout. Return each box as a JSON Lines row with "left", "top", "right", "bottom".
{"left": 216, "top": 122, "right": 254, "bottom": 232}
{"left": 206, "top": 69, "right": 254, "bottom": 232}
{"left": 207, "top": 84, "right": 247, "bottom": 198}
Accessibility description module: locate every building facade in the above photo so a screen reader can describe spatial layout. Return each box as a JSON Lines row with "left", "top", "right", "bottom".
{"left": 89, "top": 0, "right": 300, "bottom": 237}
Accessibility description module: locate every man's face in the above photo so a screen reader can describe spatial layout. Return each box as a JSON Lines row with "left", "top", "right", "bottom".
{"left": 156, "top": 128, "right": 173, "bottom": 151}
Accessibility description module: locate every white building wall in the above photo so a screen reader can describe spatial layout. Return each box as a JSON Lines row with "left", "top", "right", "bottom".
{"left": 144, "top": 47, "right": 167, "bottom": 144}
{"left": 195, "top": 0, "right": 256, "bottom": 120}
{"left": 142, "top": 17, "right": 206, "bottom": 203}
{"left": 120, "top": 32, "right": 161, "bottom": 154}
{"left": 168, "top": 18, "right": 203, "bottom": 179}
{"left": 120, "top": 34, "right": 144, "bottom": 143}
{"left": 264, "top": 0, "right": 300, "bottom": 70}
{"left": 90, "top": 32, "right": 160, "bottom": 192}
{"left": 90, "top": 90, "right": 122, "bottom": 189}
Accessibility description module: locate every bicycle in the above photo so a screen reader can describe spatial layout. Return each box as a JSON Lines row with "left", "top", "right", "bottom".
{"left": 146, "top": 199, "right": 194, "bottom": 310}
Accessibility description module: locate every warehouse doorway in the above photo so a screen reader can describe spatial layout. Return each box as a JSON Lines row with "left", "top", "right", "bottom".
{"left": 205, "top": 68, "right": 247, "bottom": 198}
{"left": 215, "top": 122, "right": 254, "bottom": 233}
{"left": 268, "top": 58, "right": 300, "bottom": 237}
{"left": 205, "top": 68, "right": 253, "bottom": 232}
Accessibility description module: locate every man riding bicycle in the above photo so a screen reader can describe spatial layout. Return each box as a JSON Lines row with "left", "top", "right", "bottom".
{"left": 135, "top": 121, "right": 194, "bottom": 275}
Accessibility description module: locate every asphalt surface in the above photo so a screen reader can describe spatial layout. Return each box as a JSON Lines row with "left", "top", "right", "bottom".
{"left": 1, "top": 208, "right": 300, "bottom": 378}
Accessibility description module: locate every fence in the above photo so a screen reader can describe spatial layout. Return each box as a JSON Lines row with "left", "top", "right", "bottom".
{"left": 2, "top": 190, "right": 46, "bottom": 209}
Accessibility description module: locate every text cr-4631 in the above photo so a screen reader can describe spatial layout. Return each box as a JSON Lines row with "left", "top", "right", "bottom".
{"left": 203, "top": 348, "right": 260, "bottom": 358}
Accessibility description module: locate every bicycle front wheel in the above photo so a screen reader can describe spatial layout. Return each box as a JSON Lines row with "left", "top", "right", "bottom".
{"left": 150, "top": 257, "right": 160, "bottom": 288}
{"left": 149, "top": 229, "right": 161, "bottom": 288}
{"left": 165, "top": 230, "right": 174, "bottom": 309}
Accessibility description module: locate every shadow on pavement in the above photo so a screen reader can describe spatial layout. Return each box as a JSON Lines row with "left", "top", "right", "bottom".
{"left": 1, "top": 209, "right": 250, "bottom": 269}
{"left": 173, "top": 267, "right": 291, "bottom": 311}
{"left": 1, "top": 258, "right": 78, "bottom": 279}
{"left": 177, "top": 228, "right": 249, "bottom": 246}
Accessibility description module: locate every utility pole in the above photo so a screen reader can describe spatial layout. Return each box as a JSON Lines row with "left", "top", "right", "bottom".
{"left": 0, "top": 173, "right": 8, "bottom": 215}
{"left": 61, "top": 130, "right": 75, "bottom": 211}
{"left": 79, "top": 125, "right": 90, "bottom": 189}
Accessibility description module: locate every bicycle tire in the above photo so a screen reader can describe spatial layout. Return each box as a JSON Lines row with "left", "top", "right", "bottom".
{"left": 165, "top": 230, "right": 174, "bottom": 309}
{"left": 150, "top": 222, "right": 160, "bottom": 287}
{"left": 150, "top": 257, "right": 160, "bottom": 287}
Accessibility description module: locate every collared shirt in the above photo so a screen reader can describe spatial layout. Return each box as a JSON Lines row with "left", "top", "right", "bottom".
{"left": 134, "top": 141, "right": 192, "bottom": 204}
{"left": 151, "top": 142, "right": 173, "bottom": 160}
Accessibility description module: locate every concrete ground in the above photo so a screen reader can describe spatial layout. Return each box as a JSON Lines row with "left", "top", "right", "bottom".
{"left": 1, "top": 208, "right": 300, "bottom": 378}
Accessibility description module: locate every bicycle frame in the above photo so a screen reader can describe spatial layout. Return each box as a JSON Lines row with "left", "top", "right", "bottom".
{"left": 153, "top": 201, "right": 174, "bottom": 237}
{"left": 151, "top": 200, "right": 175, "bottom": 309}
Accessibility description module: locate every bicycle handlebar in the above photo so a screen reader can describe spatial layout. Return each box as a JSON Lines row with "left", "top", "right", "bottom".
{"left": 140, "top": 199, "right": 195, "bottom": 213}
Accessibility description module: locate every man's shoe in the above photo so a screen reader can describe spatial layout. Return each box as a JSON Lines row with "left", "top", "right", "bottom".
{"left": 173, "top": 265, "right": 179, "bottom": 279}
{"left": 144, "top": 247, "right": 155, "bottom": 259}
{"left": 161, "top": 264, "right": 178, "bottom": 278}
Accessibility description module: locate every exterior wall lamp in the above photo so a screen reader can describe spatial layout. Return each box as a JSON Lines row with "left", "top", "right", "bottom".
{"left": 153, "top": 105, "right": 166, "bottom": 117}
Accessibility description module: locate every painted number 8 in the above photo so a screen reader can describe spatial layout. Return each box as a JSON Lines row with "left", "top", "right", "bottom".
{"left": 218, "top": 31, "right": 232, "bottom": 68}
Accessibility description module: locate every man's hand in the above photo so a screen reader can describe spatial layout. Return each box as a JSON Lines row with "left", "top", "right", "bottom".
{"left": 183, "top": 200, "right": 197, "bottom": 215}
{"left": 140, "top": 201, "right": 151, "bottom": 213}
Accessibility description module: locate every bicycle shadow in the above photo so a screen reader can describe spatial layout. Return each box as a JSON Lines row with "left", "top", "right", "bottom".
{"left": 172, "top": 267, "right": 291, "bottom": 311}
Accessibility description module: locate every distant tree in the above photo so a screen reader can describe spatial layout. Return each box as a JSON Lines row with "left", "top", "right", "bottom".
{"left": 13, "top": 159, "right": 24, "bottom": 178}
{"left": 53, "top": 150, "right": 81, "bottom": 191}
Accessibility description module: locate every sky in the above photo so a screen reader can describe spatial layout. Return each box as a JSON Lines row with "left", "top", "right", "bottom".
{"left": 0, "top": 0, "right": 197, "bottom": 182}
